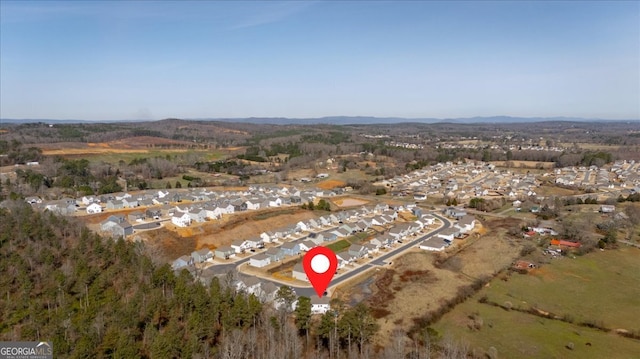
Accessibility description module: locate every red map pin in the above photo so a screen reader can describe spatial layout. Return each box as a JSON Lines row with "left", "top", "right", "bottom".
{"left": 303, "top": 246, "right": 338, "bottom": 298}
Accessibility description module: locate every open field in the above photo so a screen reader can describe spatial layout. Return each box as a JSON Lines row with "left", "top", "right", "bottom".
{"left": 332, "top": 197, "right": 370, "bottom": 207}
{"left": 317, "top": 179, "right": 347, "bottom": 190}
{"left": 481, "top": 246, "right": 640, "bottom": 330}
{"left": 432, "top": 246, "right": 640, "bottom": 358}
{"left": 35, "top": 137, "right": 227, "bottom": 162}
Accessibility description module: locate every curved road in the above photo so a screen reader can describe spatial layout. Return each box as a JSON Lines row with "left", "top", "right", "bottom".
{"left": 212, "top": 213, "right": 453, "bottom": 297}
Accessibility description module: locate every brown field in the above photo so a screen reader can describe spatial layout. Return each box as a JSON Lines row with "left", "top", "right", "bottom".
{"left": 340, "top": 218, "right": 527, "bottom": 346}
{"left": 317, "top": 179, "right": 347, "bottom": 190}
{"left": 535, "top": 185, "right": 581, "bottom": 197}
{"left": 37, "top": 136, "right": 201, "bottom": 154}
{"left": 195, "top": 208, "right": 317, "bottom": 250}
{"left": 489, "top": 160, "right": 556, "bottom": 169}
{"left": 135, "top": 207, "right": 318, "bottom": 260}
{"left": 332, "top": 197, "right": 370, "bottom": 207}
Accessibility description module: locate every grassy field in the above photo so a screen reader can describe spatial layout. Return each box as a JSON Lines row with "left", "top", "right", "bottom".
{"left": 432, "top": 246, "right": 640, "bottom": 358}
{"left": 326, "top": 239, "right": 351, "bottom": 252}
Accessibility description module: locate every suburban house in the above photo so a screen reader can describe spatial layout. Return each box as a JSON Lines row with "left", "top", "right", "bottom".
{"left": 106, "top": 200, "right": 124, "bottom": 210}
{"left": 257, "top": 282, "right": 280, "bottom": 303}
{"left": 369, "top": 238, "right": 384, "bottom": 248}
{"left": 281, "top": 242, "right": 301, "bottom": 257}
{"left": 455, "top": 215, "right": 476, "bottom": 234}
{"left": 296, "top": 221, "right": 309, "bottom": 232}
{"left": 336, "top": 252, "right": 354, "bottom": 268}
{"left": 421, "top": 214, "right": 436, "bottom": 225}
{"left": 364, "top": 243, "right": 379, "bottom": 254}
{"left": 236, "top": 276, "right": 261, "bottom": 295}
{"left": 444, "top": 207, "right": 467, "bottom": 219}
{"left": 171, "top": 213, "right": 191, "bottom": 227}
{"left": 292, "top": 262, "right": 307, "bottom": 281}
{"left": 265, "top": 247, "right": 284, "bottom": 262}
{"left": 310, "top": 295, "right": 331, "bottom": 314}
{"left": 389, "top": 223, "right": 412, "bottom": 241}
{"left": 436, "top": 228, "right": 459, "bottom": 242}
{"left": 188, "top": 209, "right": 207, "bottom": 223}
{"left": 191, "top": 248, "right": 214, "bottom": 263}
{"left": 299, "top": 240, "right": 316, "bottom": 252}
{"left": 245, "top": 238, "right": 264, "bottom": 249}
{"left": 245, "top": 199, "right": 261, "bottom": 211}
{"left": 419, "top": 237, "right": 449, "bottom": 251}
{"left": 260, "top": 231, "right": 277, "bottom": 243}
{"left": 231, "top": 240, "right": 247, "bottom": 254}
{"left": 249, "top": 253, "right": 271, "bottom": 268}
{"left": 128, "top": 211, "right": 146, "bottom": 222}
{"left": 348, "top": 244, "right": 368, "bottom": 259}
{"left": 214, "top": 246, "right": 235, "bottom": 259}
{"left": 100, "top": 217, "right": 133, "bottom": 238}
{"left": 146, "top": 208, "right": 162, "bottom": 220}
{"left": 86, "top": 203, "right": 102, "bottom": 214}
{"left": 122, "top": 198, "right": 139, "bottom": 208}
{"left": 172, "top": 255, "right": 194, "bottom": 270}
{"left": 332, "top": 228, "right": 350, "bottom": 238}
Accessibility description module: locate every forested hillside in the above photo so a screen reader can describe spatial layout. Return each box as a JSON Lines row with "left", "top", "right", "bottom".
{"left": 1, "top": 203, "right": 420, "bottom": 358}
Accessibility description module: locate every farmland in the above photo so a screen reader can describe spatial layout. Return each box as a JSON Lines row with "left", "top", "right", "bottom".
{"left": 432, "top": 246, "right": 640, "bottom": 358}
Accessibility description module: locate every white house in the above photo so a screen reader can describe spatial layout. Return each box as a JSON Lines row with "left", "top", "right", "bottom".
{"left": 171, "top": 213, "right": 191, "bottom": 227}
{"left": 310, "top": 295, "right": 331, "bottom": 314}
{"left": 249, "top": 253, "right": 271, "bottom": 268}
{"left": 296, "top": 221, "right": 309, "bottom": 232}
{"left": 299, "top": 240, "right": 316, "bottom": 252}
{"left": 455, "top": 215, "right": 476, "bottom": 234}
{"left": 436, "top": 228, "right": 459, "bottom": 242}
{"left": 292, "top": 262, "right": 307, "bottom": 281}
{"left": 419, "top": 237, "right": 449, "bottom": 251}
{"left": 86, "top": 203, "right": 103, "bottom": 214}
{"left": 231, "top": 239, "right": 247, "bottom": 254}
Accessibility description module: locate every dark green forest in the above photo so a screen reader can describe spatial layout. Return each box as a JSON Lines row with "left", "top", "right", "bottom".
{"left": 1, "top": 203, "right": 452, "bottom": 358}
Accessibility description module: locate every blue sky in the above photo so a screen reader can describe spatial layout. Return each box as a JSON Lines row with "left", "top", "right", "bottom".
{"left": 1, "top": 1, "right": 638, "bottom": 121}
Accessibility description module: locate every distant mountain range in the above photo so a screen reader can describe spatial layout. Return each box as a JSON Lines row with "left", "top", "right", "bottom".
{"left": 1, "top": 116, "right": 638, "bottom": 125}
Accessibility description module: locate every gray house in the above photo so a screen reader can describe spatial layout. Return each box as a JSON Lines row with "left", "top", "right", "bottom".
{"left": 348, "top": 244, "right": 368, "bottom": 259}
{"left": 265, "top": 247, "right": 284, "bottom": 262}
{"left": 191, "top": 248, "right": 214, "bottom": 263}
{"left": 281, "top": 242, "right": 301, "bottom": 257}
{"left": 172, "top": 255, "right": 194, "bottom": 270}
{"left": 106, "top": 200, "right": 124, "bottom": 210}
{"left": 215, "top": 246, "right": 235, "bottom": 260}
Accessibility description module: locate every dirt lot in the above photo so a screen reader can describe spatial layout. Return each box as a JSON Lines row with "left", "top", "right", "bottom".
{"left": 338, "top": 218, "right": 527, "bottom": 346}
{"left": 317, "top": 179, "right": 347, "bottom": 190}
{"left": 195, "top": 208, "right": 317, "bottom": 249}
{"left": 137, "top": 207, "right": 319, "bottom": 260}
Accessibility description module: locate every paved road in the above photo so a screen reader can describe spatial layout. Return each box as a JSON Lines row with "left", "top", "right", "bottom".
{"left": 217, "top": 213, "right": 453, "bottom": 297}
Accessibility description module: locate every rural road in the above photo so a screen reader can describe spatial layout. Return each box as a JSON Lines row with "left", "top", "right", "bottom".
{"left": 213, "top": 213, "right": 453, "bottom": 297}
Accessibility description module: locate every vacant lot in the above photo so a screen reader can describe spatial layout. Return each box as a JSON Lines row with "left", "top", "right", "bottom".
{"left": 137, "top": 207, "right": 318, "bottom": 260}
{"left": 196, "top": 208, "right": 317, "bottom": 249}
{"left": 433, "top": 247, "right": 640, "bottom": 358}
{"left": 36, "top": 137, "right": 224, "bottom": 163}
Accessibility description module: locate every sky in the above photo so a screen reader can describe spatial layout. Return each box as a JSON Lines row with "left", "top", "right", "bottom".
{"left": 1, "top": 1, "right": 639, "bottom": 121}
